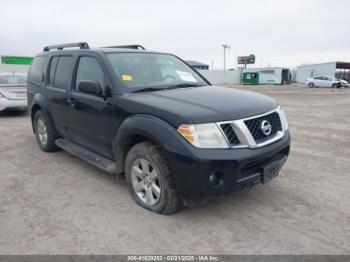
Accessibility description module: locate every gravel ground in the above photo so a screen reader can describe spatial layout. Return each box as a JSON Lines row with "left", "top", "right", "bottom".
{"left": 0, "top": 84, "right": 349, "bottom": 255}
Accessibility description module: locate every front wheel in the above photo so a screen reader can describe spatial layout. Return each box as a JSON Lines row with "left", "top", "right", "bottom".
{"left": 332, "top": 83, "right": 341, "bottom": 88}
{"left": 125, "top": 141, "right": 181, "bottom": 214}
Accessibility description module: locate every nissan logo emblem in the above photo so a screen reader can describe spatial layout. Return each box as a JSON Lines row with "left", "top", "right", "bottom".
{"left": 261, "top": 120, "right": 272, "bottom": 136}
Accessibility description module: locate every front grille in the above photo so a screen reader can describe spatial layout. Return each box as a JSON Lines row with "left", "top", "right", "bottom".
{"left": 244, "top": 112, "right": 282, "bottom": 144}
{"left": 220, "top": 123, "right": 240, "bottom": 146}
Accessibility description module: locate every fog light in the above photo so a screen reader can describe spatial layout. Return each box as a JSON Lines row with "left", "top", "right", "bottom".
{"left": 209, "top": 172, "right": 224, "bottom": 188}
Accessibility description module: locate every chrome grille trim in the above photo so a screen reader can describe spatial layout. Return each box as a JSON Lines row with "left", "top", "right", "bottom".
{"left": 216, "top": 107, "right": 288, "bottom": 149}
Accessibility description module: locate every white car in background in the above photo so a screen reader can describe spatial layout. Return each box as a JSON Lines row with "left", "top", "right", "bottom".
{"left": 0, "top": 73, "right": 28, "bottom": 112}
{"left": 306, "top": 76, "right": 348, "bottom": 88}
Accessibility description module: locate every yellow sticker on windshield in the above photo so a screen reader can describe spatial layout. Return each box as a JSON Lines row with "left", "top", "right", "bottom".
{"left": 122, "top": 75, "right": 133, "bottom": 81}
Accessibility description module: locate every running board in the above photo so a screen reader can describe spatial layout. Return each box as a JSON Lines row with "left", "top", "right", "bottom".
{"left": 55, "top": 138, "right": 116, "bottom": 174}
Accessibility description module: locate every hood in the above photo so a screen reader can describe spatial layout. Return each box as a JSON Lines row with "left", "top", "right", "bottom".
{"left": 119, "top": 86, "right": 278, "bottom": 127}
{"left": 340, "top": 79, "right": 348, "bottom": 84}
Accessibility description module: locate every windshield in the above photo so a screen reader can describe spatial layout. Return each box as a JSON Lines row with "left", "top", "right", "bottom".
{"left": 106, "top": 53, "right": 208, "bottom": 92}
{"left": 0, "top": 75, "right": 27, "bottom": 85}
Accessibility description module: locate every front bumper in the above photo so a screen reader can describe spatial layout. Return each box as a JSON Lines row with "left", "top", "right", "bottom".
{"left": 165, "top": 130, "right": 291, "bottom": 199}
{"left": 0, "top": 98, "right": 27, "bottom": 111}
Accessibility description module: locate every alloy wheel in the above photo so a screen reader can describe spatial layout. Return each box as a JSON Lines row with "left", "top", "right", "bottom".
{"left": 131, "top": 158, "right": 161, "bottom": 205}
{"left": 37, "top": 118, "right": 48, "bottom": 145}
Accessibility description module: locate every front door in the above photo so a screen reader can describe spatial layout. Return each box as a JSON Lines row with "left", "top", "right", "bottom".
{"left": 66, "top": 55, "right": 113, "bottom": 158}
{"left": 324, "top": 77, "right": 333, "bottom": 87}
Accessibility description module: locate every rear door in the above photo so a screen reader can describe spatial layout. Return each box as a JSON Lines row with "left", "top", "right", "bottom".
{"left": 45, "top": 55, "right": 74, "bottom": 138}
{"left": 313, "top": 76, "right": 323, "bottom": 86}
{"left": 65, "top": 54, "right": 113, "bottom": 158}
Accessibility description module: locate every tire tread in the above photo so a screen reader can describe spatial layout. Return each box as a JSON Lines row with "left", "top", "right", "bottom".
{"left": 125, "top": 141, "right": 181, "bottom": 215}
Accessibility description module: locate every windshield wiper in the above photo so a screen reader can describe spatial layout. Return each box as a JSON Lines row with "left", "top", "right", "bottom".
{"left": 166, "top": 83, "right": 204, "bottom": 90}
{"left": 131, "top": 84, "right": 204, "bottom": 93}
{"left": 131, "top": 87, "right": 167, "bottom": 93}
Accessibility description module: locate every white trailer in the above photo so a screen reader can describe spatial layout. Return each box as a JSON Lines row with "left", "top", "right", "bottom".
{"left": 243, "top": 67, "right": 290, "bottom": 85}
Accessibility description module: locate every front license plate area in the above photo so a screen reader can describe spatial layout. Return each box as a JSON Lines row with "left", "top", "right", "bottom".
{"left": 262, "top": 161, "right": 280, "bottom": 184}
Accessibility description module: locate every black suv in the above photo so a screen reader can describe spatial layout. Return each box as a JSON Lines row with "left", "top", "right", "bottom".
{"left": 27, "top": 42, "right": 290, "bottom": 214}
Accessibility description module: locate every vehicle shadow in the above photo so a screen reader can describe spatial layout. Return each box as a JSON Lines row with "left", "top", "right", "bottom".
{"left": 0, "top": 109, "right": 29, "bottom": 118}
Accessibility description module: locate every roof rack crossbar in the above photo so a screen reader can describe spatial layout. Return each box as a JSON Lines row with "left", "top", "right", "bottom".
{"left": 103, "top": 45, "right": 146, "bottom": 50}
{"left": 43, "top": 42, "right": 90, "bottom": 52}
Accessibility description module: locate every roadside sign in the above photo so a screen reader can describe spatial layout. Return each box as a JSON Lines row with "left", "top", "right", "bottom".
{"left": 237, "top": 54, "right": 255, "bottom": 65}
{"left": 1, "top": 56, "right": 33, "bottom": 65}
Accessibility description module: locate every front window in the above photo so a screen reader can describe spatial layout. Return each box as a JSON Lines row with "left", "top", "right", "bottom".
{"left": 75, "top": 56, "right": 105, "bottom": 90}
{"left": 0, "top": 75, "right": 27, "bottom": 85}
{"left": 106, "top": 53, "right": 207, "bottom": 92}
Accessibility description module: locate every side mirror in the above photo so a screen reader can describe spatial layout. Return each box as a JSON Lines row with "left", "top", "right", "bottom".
{"left": 78, "top": 80, "right": 103, "bottom": 96}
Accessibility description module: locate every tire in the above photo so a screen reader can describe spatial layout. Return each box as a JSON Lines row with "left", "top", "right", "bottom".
{"left": 308, "top": 83, "right": 315, "bottom": 88}
{"left": 33, "top": 110, "right": 59, "bottom": 152}
{"left": 125, "top": 141, "right": 181, "bottom": 214}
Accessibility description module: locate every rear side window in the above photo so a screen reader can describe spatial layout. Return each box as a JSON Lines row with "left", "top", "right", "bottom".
{"left": 53, "top": 56, "right": 73, "bottom": 89}
{"left": 29, "top": 56, "right": 46, "bottom": 82}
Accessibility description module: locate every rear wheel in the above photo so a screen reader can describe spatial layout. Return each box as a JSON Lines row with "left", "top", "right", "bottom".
{"left": 34, "top": 110, "right": 59, "bottom": 152}
{"left": 125, "top": 141, "right": 181, "bottom": 214}
{"left": 308, "top": 83, "right": 315, "bottom": 88}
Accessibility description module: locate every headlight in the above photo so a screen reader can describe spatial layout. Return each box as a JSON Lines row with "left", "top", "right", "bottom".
{"left": 177, "top": 123, "right": 229, "bottom": 148}
{"left": 278, "top": 106, "right": 288, "bottom": 131}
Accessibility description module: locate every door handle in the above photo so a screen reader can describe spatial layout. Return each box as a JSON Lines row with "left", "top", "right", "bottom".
{"left": 67, "top": 98, "right": 75, "bottom": 103}
{"left": 66, "top": 98, "right": 77, "bottom": 107}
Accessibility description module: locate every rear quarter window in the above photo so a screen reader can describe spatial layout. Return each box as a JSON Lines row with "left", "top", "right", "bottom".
{"left": 28, "top": 56, "right": 47, "bottom": 82}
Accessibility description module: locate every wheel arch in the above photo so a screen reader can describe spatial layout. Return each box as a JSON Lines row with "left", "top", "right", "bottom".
{"left": 30, "top": 94, "right": 55, "bottom": 134}
{"left": 113, "top": 115, "right": 175, "bottom": 176}
{"left": 31, "top": 104, "right": 41, "bottom": 133}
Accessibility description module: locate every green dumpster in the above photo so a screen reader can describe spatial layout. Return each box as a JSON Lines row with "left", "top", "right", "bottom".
{"left": 242, "top": 72, "right": 259, "bottom": 85}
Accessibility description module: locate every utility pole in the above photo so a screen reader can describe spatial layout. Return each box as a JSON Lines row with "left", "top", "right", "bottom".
{"left": 222, "top": 44, "right": 230, "bottom": 70}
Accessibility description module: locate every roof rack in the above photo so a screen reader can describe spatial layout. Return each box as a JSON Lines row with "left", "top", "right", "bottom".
{"left": 103, "top": 45, "right": 146, "bottom": 50}
{"left": 43, "top": 42, "right": 90, "bottom": 52}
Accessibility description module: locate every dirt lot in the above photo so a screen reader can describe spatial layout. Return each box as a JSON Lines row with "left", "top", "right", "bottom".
{"left": 0, "top": 85, "right": 349, "bottom": 255}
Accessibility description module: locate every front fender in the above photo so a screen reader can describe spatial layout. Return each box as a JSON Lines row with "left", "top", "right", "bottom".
{"left": 114, "top": 114, "right": 198, "bottom": 172}
{"left": 114, "top": 115, "right": 174, "bottom": 173}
